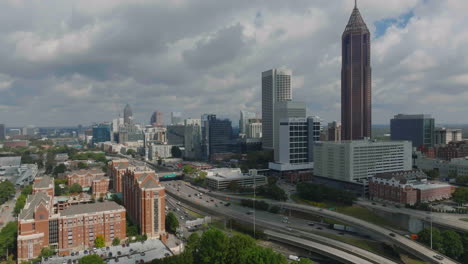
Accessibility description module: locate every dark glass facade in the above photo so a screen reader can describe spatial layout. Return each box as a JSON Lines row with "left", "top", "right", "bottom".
{"left": 92, "top": 124, "right": 111, "bottom": 144}
{"left": 207, "top": 115, "right": 233, "bottom": 159}
{"left": 390, "top": 114, "right": 434, "bottom": 148}
{"left": 341, "top": 5, "right": 372, "bottom": 140}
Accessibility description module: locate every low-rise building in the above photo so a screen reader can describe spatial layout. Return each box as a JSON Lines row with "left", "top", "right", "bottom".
{"left": 369, "top": 170, "right": 453, "bottom": 205}
{"left": 66, "top": 169, "right": 106, "bottom": 188}
{"left": 92, "top": 176, "right": 110, "bottom": 198}
{"left": 205, "top": 168, "right": 267, "bottom": 190}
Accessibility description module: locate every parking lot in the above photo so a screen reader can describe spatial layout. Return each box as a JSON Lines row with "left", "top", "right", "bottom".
{"left": 43, "top": 238, "right": 172, "bottom": 264}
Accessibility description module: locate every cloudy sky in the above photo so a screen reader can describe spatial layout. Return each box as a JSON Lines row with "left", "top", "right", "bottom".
{"left": 0, "top": 0, "right": 467, "bottom": 127}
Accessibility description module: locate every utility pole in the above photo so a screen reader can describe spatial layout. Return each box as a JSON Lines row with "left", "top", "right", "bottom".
{"left": 253, "top": 175, "right": 256, "bottom": 238}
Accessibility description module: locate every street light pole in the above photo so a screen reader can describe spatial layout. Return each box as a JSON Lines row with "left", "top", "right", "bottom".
{"left": 253, "top": 175, "right": 256, "bottom": 238}
{"left": 430, "top": 205, "right": 433, "bottom": 249}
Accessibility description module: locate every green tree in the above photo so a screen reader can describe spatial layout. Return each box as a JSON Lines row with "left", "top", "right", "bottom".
{"left": 418, "top": 227, "right": 444, "bottom": 252}
{"left": 69, "top": 183, "right": 83, "bottom": 193}
{"left": 112, "top": 237, "right": 120, "bottom": 246}
{"left": 197, "top": 229, "right": 229, "bottom": 264}
{"left": 14, "top": 194, "right": 27, "bottom": 215}
{"left": 79, "top": 254, "right": 105, "bottom": 264}
{"left": 0, "top": 181, "right": 16, "bottom": 205}
{"left": 171, "top": 146, "right": 182, "bottom": 158}
{"left": 269, "top": 205, "right": 280, "bottom": 214}
{"left": 238, "top": 247, "right": 287, "bottom": 264}
{"left": 456, "top": 175, "right": 468, "bottom": 185}
{"left": 297, "top": 258, "right": 315, "bottom": 264}
{"left": 77, "top": 162, "right": 88, "bottom": 169}
{"left": 441, "top": 230, "right": 463, "bottom": 259}
{"left": 53, "top": 163, "right": 66, "bottom": 176}
{"left": 187, "top": 232, "right": 201, "bottom": 252}
{"left": 453, "top": 187, "right": 468, "bottom": 205}
{"left": 183, "top": 165, "right": 196, "bottom": 175}
{"left": 95, "top": 235, "right": 105, "bottom": 248}
{"left": 226, "top": 233, "right": 255, "bottom": 264}
{"left": 227, "top": 181, "right": 240, "bottom": 192}
{"left": 126, "top": 149, "right": 136, "bottom": 156}
{"left": 21, "top": 184, "right": 33, "bottom": 196}
{"left": 0, "top": 222, "right": 17, "bottom": 260}
{"left": 165, "top": 212, "right": 180, "bottom": 233}
{"left": 40, "top": 247, "right": 54, "bottom": 258}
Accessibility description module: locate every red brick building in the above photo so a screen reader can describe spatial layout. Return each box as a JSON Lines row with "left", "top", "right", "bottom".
{"left": 3, "top": 140, "right": 29, "bottom": 148}
{"left": 92, "top": 176, "right": 110, "bottom": 198}
{"left": 435, "top": 141, "right": 468, "bottom": 160}
{"left": 66, "top": 169, "right": 106, "bottom": 188}
{"left": 17, "top": 176, "right": 126, "bottom": 262}
{"left": 417, "top": 146, "right": 436, "bottom": 159}
{"left": 108, "top": 159, "right": 130, "bottom": 193}
{"left": 123, "top": 168, "right": 166, "bottom": 240}
{"left": 369, "top": 170, "right": 453, "bottom": 205}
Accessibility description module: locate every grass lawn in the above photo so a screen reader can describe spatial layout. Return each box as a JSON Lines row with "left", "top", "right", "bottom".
{"left": 461, "top": 218, "right": 468, "bottom": 222}
{"left": 400, "top": 255, "right": 427, "bottom": 264}
{"left": 186, "top": 208, "right": 204, "bottom": 218}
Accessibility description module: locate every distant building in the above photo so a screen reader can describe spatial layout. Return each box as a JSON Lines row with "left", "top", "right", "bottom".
{"left": 123, "top": 169, "right": 166, "bottom": 239}
{"left": 205, "top": 115, "right": 233, "bottom": 160}
{"left": 170, "top": 112, "right": 183, "bottom": 125}
{"left": 262, "top": 69, "right": 292, "bottom": 149}
{"left": 369, "top": 170, "right": 453, "bottom": 205}
{"left": 150, "top": 111, "right": 164, "bottom": 126}
{"left": 0, "top": 124, "right": 5, "bottom": 140}
{"left": 434, "top": 127, "right": 462, "bottom": 145}
{"left": 148, "top": 144, "right": 173, "bottom": 160}
{"left": 434, "top": 140, "right": 468, "bottom": 161}
{"left": 123, "top": 104, "right": 133, "bottom": 125}
{"left": 391, "top": 114, "right": 434, "bottom": 148}
{"left": 239, "top": 111, "right": 257, "bottom": 135}
{"left": 273, "top": 101, "right": 307, "bottom": 157}
{"left": 327, "top": 121, "right": 341, "bottom": 142}
{"left": 247, "top": 120, "right": 262, "bottom": 139}
{"left": 313, "top": 140, "right": 412, "bottom": 194}
{"left": 66, "top": 169, "right": 108, "bottom": 196}
{"left": 92, "top": 123, "right": 111, "bottom": 144}
{"left": 205, "top": 168, "right": 267, "bottom": 190}
{"left": 3, "top": 140, "right": 29, "bottom": 148}
{"left": 167, "top": 125, "right": 185, "bottom": 146}
{"left": 184, "top": 119, "right": 202, "bottom": 159}
{"left": 22, "top": 126, "right": 36, "bottom": 137}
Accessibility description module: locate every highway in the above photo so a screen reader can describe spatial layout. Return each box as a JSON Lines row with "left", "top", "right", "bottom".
{"left": 162, "top": 181, "right": 399, "bottom": 264}
{"left": 203, "top": 189, "right": 458, "bottom": 264}
{"left": 356, "top": 199, "right": 468, "bottom": 232}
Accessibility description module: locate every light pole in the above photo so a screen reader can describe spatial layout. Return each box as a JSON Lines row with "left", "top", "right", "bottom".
{"left": 253, "top": 175, "right": 256, "bottom": 238}
{"left": 430, "top": 205, "right": 433, "bottom": 249}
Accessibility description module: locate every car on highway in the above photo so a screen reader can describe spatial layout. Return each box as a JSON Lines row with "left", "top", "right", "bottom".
{"left": 224, "top": 203, "right": 231, "bottom": 206}
{"left": 434, "top": 255, "right": 444, "bottom": 260}
{"left": 389, "top": 233, "right": 396, "bottom": 237}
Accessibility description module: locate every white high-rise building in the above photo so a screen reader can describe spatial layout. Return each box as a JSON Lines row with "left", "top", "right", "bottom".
{"left": 313, "top": 139, "right": 412, "bottom": 182}
{"left": 273, "top": 101, "right": 306, "bottom": 160}
{"left": 239, "top": 111, "right": 256, "bottom": 135}
{"left": 262, "top": 69, "right": 292, "bottom": 149}
{"left": 247, "top": 122, "right": 262, "bottom": 139}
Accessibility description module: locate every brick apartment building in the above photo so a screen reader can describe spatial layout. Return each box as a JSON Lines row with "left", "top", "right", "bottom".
{"left": 66, "top": 169, "right": 109, "bottom": 196}
{"left": 108, "top": 159, "right": 130, "bottom": 193}
{"left": 123, "top": 168, "right": 166, "bottom": 240}
{"left": 17, "top": 176, "right": 126, "bottom": 262}
{"left": 369, "top": 170, "right": 453, "bottom": 205}
{"left": 435, "top": 141, "right": 468, "bottom": 161}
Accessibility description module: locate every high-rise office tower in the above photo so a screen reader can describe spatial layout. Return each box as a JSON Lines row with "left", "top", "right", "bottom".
{"left": 341, "top": 2, "right": 371, "bottom": 140}
{"left": 0, "top": 124, "right": 5, "bottom": 140}
{"left": 150, "top": 111, "right": 163, "bottom": 126}
{"left": 390, "top": 114, "right": 435, "bottom": 148}
{"left": 123, "top": 104, "right": 133, "bottom": 125}
{"left": 171, "top": 112, "right": 183, "bottom": 125}
{"left": 327, "top": 121, "right": 342, "bottom": 142}
{"left": 239, "top": 111, "right": 256, "bottom": 135}
{"left": 262, "top": 69, "right": 292, "bottom": 149}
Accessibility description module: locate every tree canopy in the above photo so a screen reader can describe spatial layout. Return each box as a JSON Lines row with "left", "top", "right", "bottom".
{"left": 95, "top": 235, "right": 105, "bottom": 248}
{"left": 296, "top": 182, "right": 357, "bottom": 205}
{"left": 69, "top": 183, "right": 83, "bottom": 194}
{"left": 453, "top": 187, "right": 468, "bottom": 205}
{"left": 79, "top": 254, "right": 105, "bottom": 264}
{"left": 165, "top": 212, "right": 179, "bottom": 233}
{"left": 0, "top": 181, "right": 15, "bottom": 206}
{"left": 0, "top": 222, "right": 17, "bottom": 260}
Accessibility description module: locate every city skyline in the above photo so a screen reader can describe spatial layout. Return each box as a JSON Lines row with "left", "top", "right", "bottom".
{"left": 0, "top": 0, "right": 467, "bottom": 126}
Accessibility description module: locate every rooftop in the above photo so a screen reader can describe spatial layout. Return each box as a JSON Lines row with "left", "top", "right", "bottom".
{"left": 343, "top": 4, "right": 369, "bottom": 33}
{"left": 206, "top": 168, "right": 261, "bottom": 181}
{"left": 33, "top": 176, "right": 54, "bottom": 189}
{"left": 60, "top": 201, "right": 124, "bottom": 217}
{"left": 19, "top": 192, "right": 51, "bottom": 220}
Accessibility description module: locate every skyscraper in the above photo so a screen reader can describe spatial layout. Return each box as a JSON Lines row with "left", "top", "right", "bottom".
{"left": 341, "top": 2, "right": 371, "bottom": 140}
{"left": 390, "top": 114, "right": 434, "bottom": 148}
{"left": 123, "top": 104, "right": 133, "bottom": 125}
{"left": 262, "top": 69, "right": 292, "bottom": 149}
{"left": 150, "top": 111, "right": 163, "bottom": 126}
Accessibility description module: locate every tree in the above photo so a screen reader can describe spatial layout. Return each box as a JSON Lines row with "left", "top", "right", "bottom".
{"left": 425, "top": 169, "right": 440, "bottom": 180}
{"left": 21, "top": 184, "right": 33, "bottom": 196}
{"left": 40, "top": 247, "right": 54, "bottom": 258}
{"left": 0, "top": 181, "right": 16, "bottom": 205}
{"left": 197, "top": 229, "right": 229, "bottom": 264}
{"left": 0, "top": 222, "right": 17, "bottom": 260}
{"left": 126, "top": 149, "right": 136, "bottom": 156}
{"left": 456, "top": 175, "right": 468, "bottom": 185}
{"left": 95, "top": 235, "right": 105, "bottom": 248}
{"left": 238, "top": 247, "right": 287, "bottom": 264}
{"left": 187, "top": 233, "right": 201, "bottom": 252}
{"left": 112, "top": 237, "right": 120, "bottom": 246}
{"left": 69, "top": 183, "right": 83, "bottom": 194}
{"left": 183, "top": 165, "right": 196, "bottom": 175}
{"left": 418, "top": 227, "right": 443, "bottom": 252}
{"left": 79, "top": 254, "right": 105, "bottom": 264}
{"left": 171, "top": 146, "right": 182, "bottom": 158}
{"left": 14, "top": 194, "right": 27, "bottom": 215}
{"left": 297, "top": 258, "right": 315, "bottom": 264}
{"left": 53, "top": 163, "right": 66, "bottom": 176}
{"left": 77, "top": 162, "right": 88, "bottom": 169}
{"left": 166, "top": 212, "right": 179, "bottom": 233}
{"left": 453, "top": 187, "right": 468, "bottom": 205}
{"left": 226, "top": 233, "right": 255, "bottom": 263}
{"left": 441, "top": 230, "right": 463, "bottom": 259}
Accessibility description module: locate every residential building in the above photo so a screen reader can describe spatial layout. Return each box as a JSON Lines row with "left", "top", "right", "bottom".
{"left": 150, "top": 111, "right": 164, "bottom": 126}
{"left": 66, "top": 169, "right": 106, "bottom": 188}
{"left": 123, "top": 104, "right": 133, "bottom": 125}
{"left": 108, "top": 159, "right": 130, "bottom": 193}
{"left": 166, "top": 125, "right": 185, "bottom": 146}
{"left": 92, "top": 123, "right": 111, "bottom": 144}
{"left": 434, "top": 127, "right": 462, "bottom": 145}
{"left": 327, "top": 121, "right": 342, "bottom": 142}
{"left": 239, "top": 111, "right": 257, "bottom": 135}
{"left": 91, "top": 176, "right": 110, "bottom": 197}
{"left": 313, "top": 139, "right": 412, "bottom": 183}
{"left": 341, "top": 3, "right": 372, "bottom": 140}
{"left": 205, "top": 168, "right": 267, "bottom": 190}
{"left": 262, "top": 69, "right": 292, "bottom": 149}
{"left": 184, "top": 120, "right": 202, "bottom": 159}
{"left": 390, "top": 114, "right": 435, "bottom": 148}
{"left": 0, "top": 124, "right": 5, "bottom": 140}
{"left": 122, "top": 169, "right": 166, "bottom": 239}
{"left": 170, "top": 112, "right": 183, "bottom": 125}
{"left": 369, "top": 170, "right": 453, "bottom": 205}
{"left": 148, "top": 144, "right": 173, "bottom": 160}
{"left": 434, "top": 140, "right": 468, "bottom": 161}
{"left": 17, "top": 176, "right": 126, "bottom": 261}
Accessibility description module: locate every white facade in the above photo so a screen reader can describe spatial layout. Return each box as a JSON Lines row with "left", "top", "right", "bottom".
{"left": 262, "top": 69, "right": 292, "bottom": 149}
{"left": 205, "top": 168, "right": 267, "bottom": 190}
{"left": 434, "top": 127, "right": 462, "bottom": 145}
{"left": 273, "top": 102, "right": 306, "bottom": 161}
{"left": 239, "top": 111, "right": 257, "bottom": 135}
{"left": 313, "top": 140, "right": 413, "bottom": 182}
{"left": 148, "top": 144, "right": 173, "bottom": 160}
{"left": 184, "top": 118, "right": 201, "bottom": 126}
{"left": 247, "top": 122, "right": 262, "bottom": 139}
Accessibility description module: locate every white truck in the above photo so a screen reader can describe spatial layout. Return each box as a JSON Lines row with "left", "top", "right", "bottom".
{"left": 288, "top": 255, "right": 299, "bottom": 261}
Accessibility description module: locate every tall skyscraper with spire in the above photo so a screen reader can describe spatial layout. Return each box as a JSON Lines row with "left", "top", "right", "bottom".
{"left": 341, "top": 1, "right": 372, "bottom": 140}
{"left": 123, "top": 104, "right": 133, "bottom": 125}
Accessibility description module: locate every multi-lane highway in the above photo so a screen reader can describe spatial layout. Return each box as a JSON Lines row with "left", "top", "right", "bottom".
{"left": 162, "top": 180, "right": 400, "bottom": 264}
